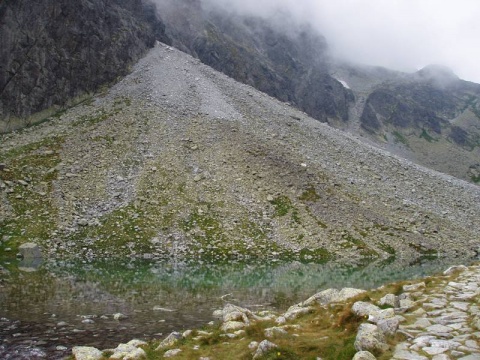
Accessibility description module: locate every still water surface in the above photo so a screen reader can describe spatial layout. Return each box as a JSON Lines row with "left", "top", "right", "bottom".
{"left": 0, "top": 256, "right": 470, "bottom": 359}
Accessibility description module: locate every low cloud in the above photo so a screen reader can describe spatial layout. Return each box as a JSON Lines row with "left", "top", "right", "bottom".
{"left": 201, "top": 0, "right": 480, "bottom": 82}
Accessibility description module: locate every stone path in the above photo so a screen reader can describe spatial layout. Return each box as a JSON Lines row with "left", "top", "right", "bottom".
{"left": 391, "top": 265, "right": 480, "bottom": 360}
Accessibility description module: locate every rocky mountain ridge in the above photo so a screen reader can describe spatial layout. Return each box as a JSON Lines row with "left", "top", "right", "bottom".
{"left": 0, "top": 0, "right": 170, "bottom": 132}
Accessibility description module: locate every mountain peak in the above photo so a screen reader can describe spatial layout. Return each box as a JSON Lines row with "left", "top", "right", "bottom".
{"left": 415, "top": 64, "right": 459, "bottom": 86}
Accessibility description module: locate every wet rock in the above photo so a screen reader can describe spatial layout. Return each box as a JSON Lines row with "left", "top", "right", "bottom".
{"left": 72, "top": 346, "right": 103, "bottom": 360}
{"left": 18, "top": 242, "right": 43, "bottom": 259}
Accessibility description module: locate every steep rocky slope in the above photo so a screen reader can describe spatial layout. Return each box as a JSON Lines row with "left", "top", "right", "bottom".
{"left": 0, "top": 0, "right": 170, "bottom": 133}
{"left": 1, "top": 43, "right": 479, "bottom": 265}
{"left": 155, "top": 0, "right": 353, "bottom": 125}
{"left": 334, "top": 63, "right": 480, "bottom": 183}
{"left": 153, "top": 0, "right": 480, "bottom": 184}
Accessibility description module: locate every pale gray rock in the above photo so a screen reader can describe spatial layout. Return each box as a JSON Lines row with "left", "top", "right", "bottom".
{"left": 264, "top": 326, "right": 288, "bottom": 338}
{"left": 378, "top": 294, "right": 400, "bottom": 308}
{"left": 377, "top": 317, "right": 400, "bottom": 336}
{"left": 110, "top": 343, "right": 146, "bottom": 359}
{"left": 253, "top": 340, "right": 278, "bottom": 360}
{"left": 221, "top": 321, "right": 246, "bottom": 332}
{"left": 283, "top": 305, "right": 312, "bottom": 320}
{"left": 352, "top": 301, "right": 381, "bottom": 317}
{"left": 403, "top": 282, "right": 426, "bottom": 292}
{"left": 353, "top": 351, "right": 377, "bottom": 360}
{"left": 72, "top": 346, "right": 103, "bottom": 360}
{"left": 354, "top": 323, "right": 389, "bottom": 353}
{"left": 156, "top": 332, "right": 182, "bottom": 350}
{"left": 301, "top": 287, "right": 366, "bottom": 306}
{"left": 163, "top": 349, "right": 181, "bottom": 358}
{"left": 392, "top": 348, "right": 428, "bottom": 360}
{"left": 443, "top": 265, "right": 467, "bottom": 275}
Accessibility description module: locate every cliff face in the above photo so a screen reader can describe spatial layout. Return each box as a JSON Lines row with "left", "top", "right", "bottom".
{"left": 0, "top": 0, "right": 170, "bottom": 132}
{"left": 156, "top": 0, "right": 353, "bottom": 124}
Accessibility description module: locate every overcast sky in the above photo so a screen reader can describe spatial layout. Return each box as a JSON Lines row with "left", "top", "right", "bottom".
{"left": 206, "top": 0, "right": 480, "bottom": 83}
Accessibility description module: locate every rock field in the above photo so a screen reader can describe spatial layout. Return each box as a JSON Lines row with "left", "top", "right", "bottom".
{"left": 1, "top": 42, "right": 480, "bottom": 264}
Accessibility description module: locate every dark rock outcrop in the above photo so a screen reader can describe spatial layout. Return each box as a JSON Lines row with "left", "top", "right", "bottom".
{"left": 0, "top": 0, "right": 170, "bottom": 132}
{"left": 156, "top": 0, "right": 353, "bottom": 124}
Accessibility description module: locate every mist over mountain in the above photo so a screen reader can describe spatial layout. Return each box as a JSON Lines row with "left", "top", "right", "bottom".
{"left": 1, "top": 0, "right": 480, "bottom": 184}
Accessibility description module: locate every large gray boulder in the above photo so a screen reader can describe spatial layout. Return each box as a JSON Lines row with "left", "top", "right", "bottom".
{"left": 72, "top": 346, "right": 103, "bottom": 360}
{"left": 354, "top": 323, "right": 389, "bottom": 353}
{"left": 353, "top": 351, "right": 377, "bottom": 360}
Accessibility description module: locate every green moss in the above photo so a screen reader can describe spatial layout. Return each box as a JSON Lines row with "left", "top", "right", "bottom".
{"left": 299, "top": 186, "right": 320, "bottom": 202}
{"left": 471, "top": 175, "right": 480, "bottom": 183}
{"left": 270, "top": 196, "right": 293, "bottom": 217}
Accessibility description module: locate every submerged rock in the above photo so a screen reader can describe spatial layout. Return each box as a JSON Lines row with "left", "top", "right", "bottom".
{"left": 18, "top": 242, "right": 43, "bottom": 259}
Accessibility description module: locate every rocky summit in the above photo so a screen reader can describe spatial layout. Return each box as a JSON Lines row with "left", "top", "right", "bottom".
{"left": 1, "top": 43, "right": 479, "bottom": 264}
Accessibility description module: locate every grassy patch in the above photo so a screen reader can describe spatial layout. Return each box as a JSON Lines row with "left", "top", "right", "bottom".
{"left": 341, "top": 233, "right": 379, "bottom": 258}
{"left": 419, "top": 129, "right": 436, "bottom": 142}
{"left": 270, "top": 196, "right": 293, "bottom": 217}
{"left": 0, "top": 136, "right": 64, "bottom": 256}
{"left": 392, "top": 131, "right": 409, "bottom": 147}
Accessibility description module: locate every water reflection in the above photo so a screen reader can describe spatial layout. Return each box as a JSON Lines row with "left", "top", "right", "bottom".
{"left": 0, "top": 256, "right": 472, "bottom": 359}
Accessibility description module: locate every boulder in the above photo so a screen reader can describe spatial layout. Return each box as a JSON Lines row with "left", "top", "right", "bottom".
{"left": 109, "top": 340, "right": 147, "bottom": 360}
{"left": 221, "top": 321, "right": 246, "bottom": 332}
{"left": 377, "top": 317, "right": 400, "bottom": 336}
{"left": 354, "top": 323, "right": 389, "bottom": 353}
{"left": 72, "top": 346, "right": 103, "bottom": 360}
{"left": 353, "top": 351, "right": 377, "bottom": 360}
{"left": 283, "top": 305, "right": 312, "bottom": 320}
{"left": 156, "top": 332, "right": 182, "bottom": 350}
{"left": 378, "top": 294, "right": 399, "bottom": 308}
{"left": 443, "top": 265, "right": 467, "bottom": 275}
{"left": 163, "top": 349, "right": 181, "bottom": 358}
{"left": 252, "top": 340, "right": 278, "bottom": 360}
{"left": 352, "top": 302, "right": 381, "bottom": 317}
{"left": 302, "top": 288, "right": 367, "bottom": 306}
{"left": 18, "top": 243, "right": 42, "bottom": 259}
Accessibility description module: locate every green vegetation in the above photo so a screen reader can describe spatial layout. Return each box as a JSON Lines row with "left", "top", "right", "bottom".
{"left": 299, "top": 186, "right": 320, "bottom": 202}
{"left": 419, "top": 129, "right": 436, "bottom": 142}
{"left": 392, "top": 131, "right": 409, "bottom": 147}
{"left": 270, "top": 196, "right": 293, "bottom": 217}
{"left": 0, "top": 136, "right": 64, "bottom": 256}
{"left": 341, "top": 233, "right": 379, "bottom": 258}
